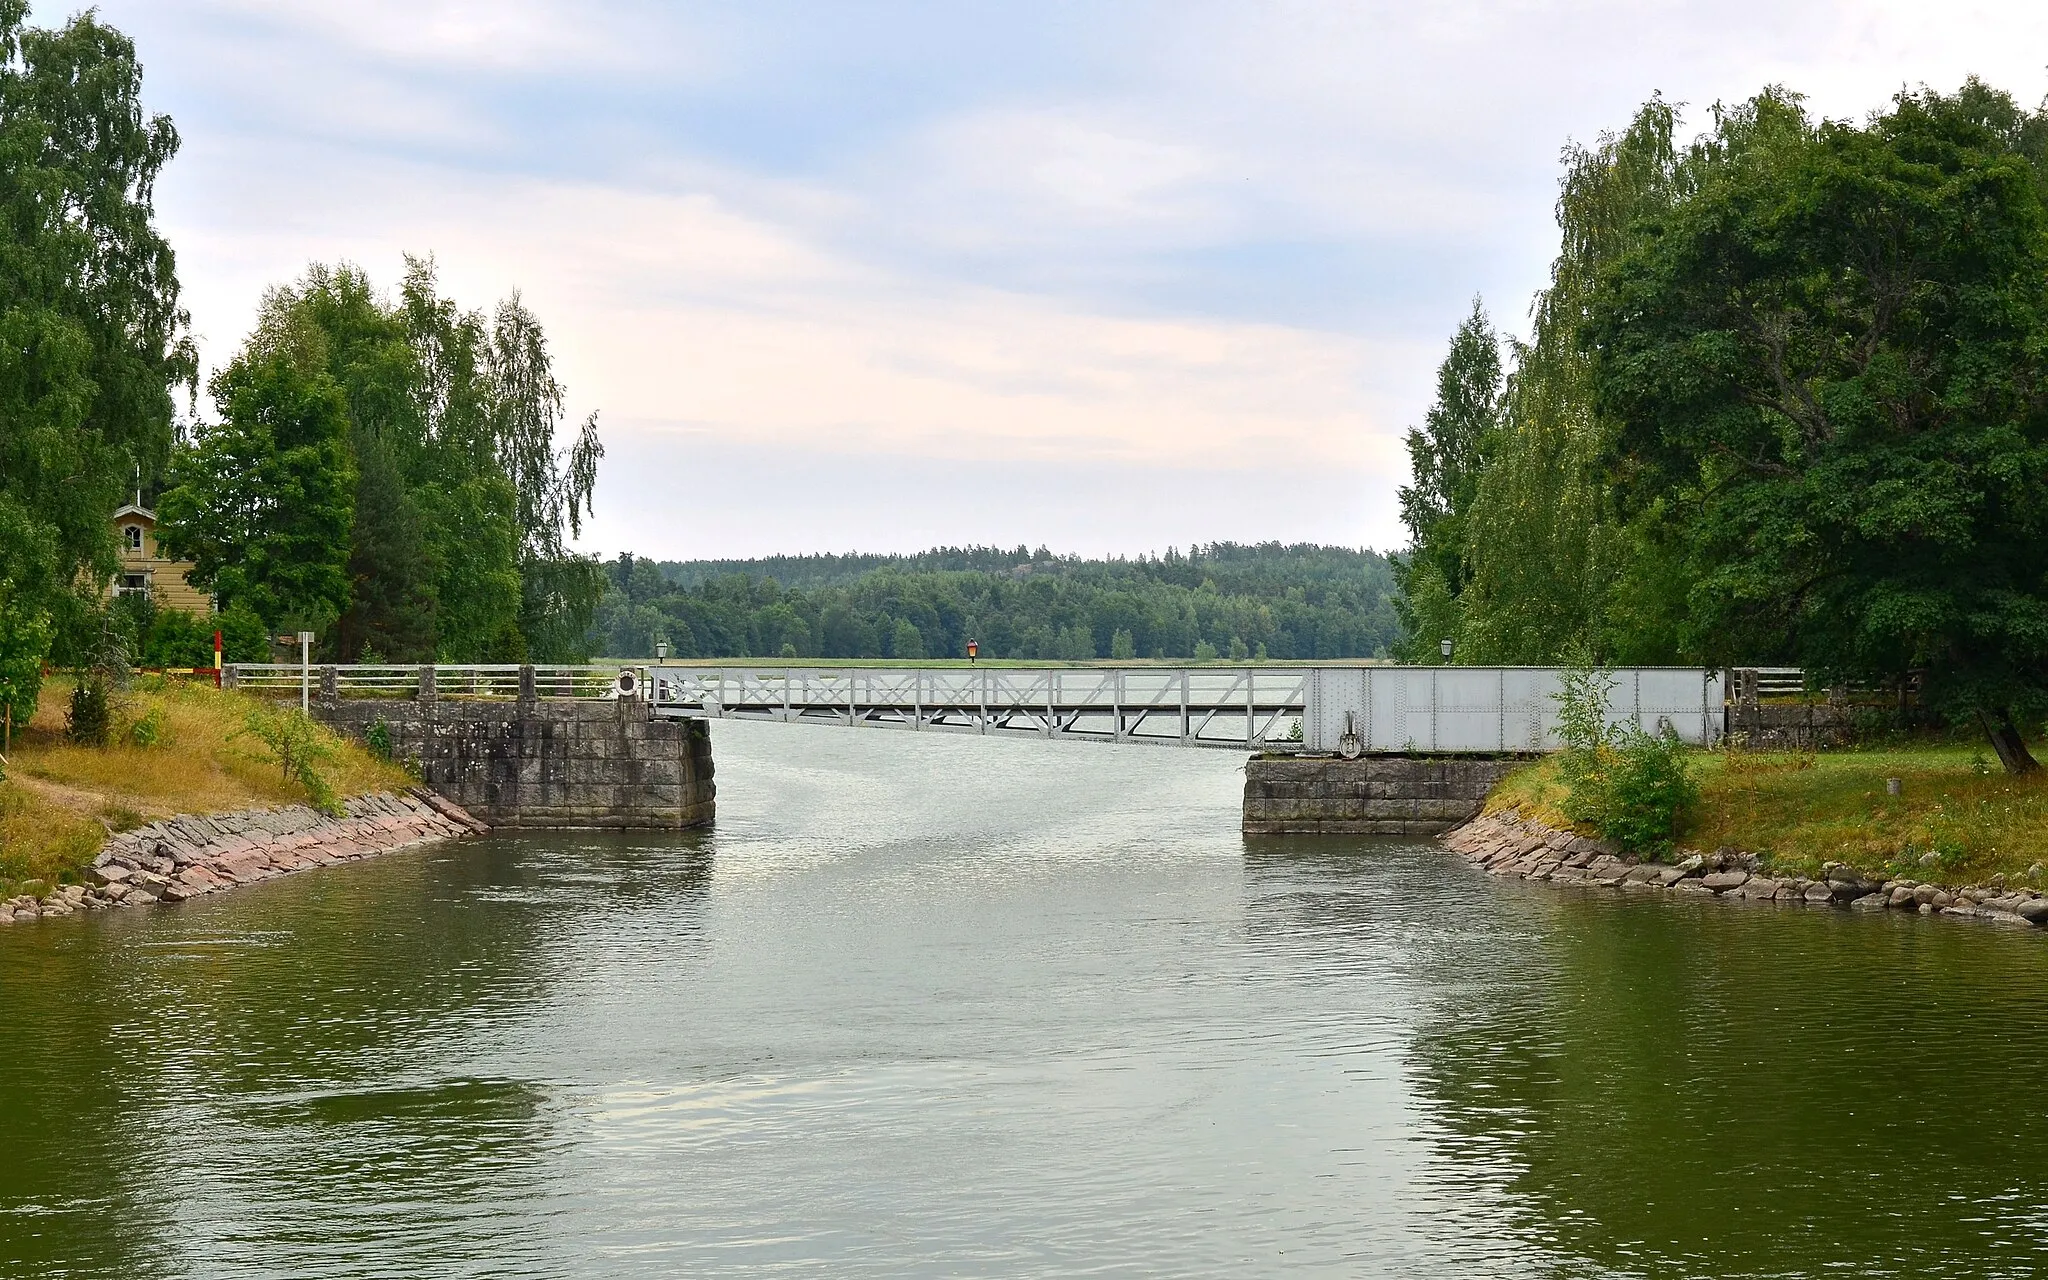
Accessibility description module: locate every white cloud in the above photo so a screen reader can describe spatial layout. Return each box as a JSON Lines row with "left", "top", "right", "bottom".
{"left": 64, "top": 0, "right": 2048, "bottom": 560}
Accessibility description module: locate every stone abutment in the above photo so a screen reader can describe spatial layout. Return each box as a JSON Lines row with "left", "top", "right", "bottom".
{"left": 313, "top": 694, "right": 715, "bottom": 830}
{"left": 1242, "top": 754, "right": 1524, "bottom": 836}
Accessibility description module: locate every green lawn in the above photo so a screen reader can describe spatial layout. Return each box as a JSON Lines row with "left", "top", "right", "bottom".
{"left": 1490, "top": 743, "right": 2048, "bottom": 884}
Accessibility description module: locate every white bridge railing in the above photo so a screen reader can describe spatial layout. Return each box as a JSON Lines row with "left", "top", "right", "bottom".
{"left": 227, "top": 664, "right": 623, "bottom": 700}
{"left": 648, "top": 666, "right": 1307, "bottom": 749}
{"left": 648, "top": 665, "right": 1725, "bottom": 753}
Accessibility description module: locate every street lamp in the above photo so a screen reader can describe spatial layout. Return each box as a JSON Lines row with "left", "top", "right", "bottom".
{"left": 654, "top": 639, "right": 670, "bottom": 661}
{"left": 966, "top": 639, "right": 979, "bottom": 663}
{"left": 1440, "top": 637, "right": 1454, "bottom": 662}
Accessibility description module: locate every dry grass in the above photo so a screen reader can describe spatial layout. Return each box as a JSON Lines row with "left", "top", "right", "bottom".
{"left": 0, "top": 676, "right": 412, "bottom": 893}
{"left": 0, "top": 783, "right": 106, "bottom": 893}
{"left": 1488, "top": 743, "right": 2048, "bottom": 883}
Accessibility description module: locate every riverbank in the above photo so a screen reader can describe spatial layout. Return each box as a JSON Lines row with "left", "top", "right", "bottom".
{"left": 0, "top": 789, "right": 486, "bottom": 924}
{"left": 1, "top": 677, "right": 414, "bottom": 897}
{"left": 1445, "top": 807, "right": 2048, "bottom": 928}
{"left": 1489, "top": 745, "right": 2048, "bottom": 885}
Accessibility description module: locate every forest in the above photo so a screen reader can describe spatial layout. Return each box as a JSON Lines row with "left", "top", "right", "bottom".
{"left": 588, "top": 543, "right": 1402, "bottom": 662}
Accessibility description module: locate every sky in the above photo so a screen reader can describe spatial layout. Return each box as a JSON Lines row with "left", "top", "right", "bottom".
{"left": 38, "top": 1, "right": 2048, "bottom": 560}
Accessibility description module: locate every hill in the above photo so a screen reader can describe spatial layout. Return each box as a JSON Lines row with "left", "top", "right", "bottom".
{"left": 593, "top": 542, "right": 1402, "bottom": 662}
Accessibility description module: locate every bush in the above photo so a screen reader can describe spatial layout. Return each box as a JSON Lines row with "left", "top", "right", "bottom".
{"left": 364, "top": 719, "right": 393, "bottom": 759}
{"left": 1550, "top": 656, "right": 1698, "bottom": 855}
{"left": 1599, "top": 723, "right": 1699, "bottom": 855}
{"left": 67, "top": 675, "right": 112, "bottom": 747}
{"left": 234, "top": 702, "right": 343, "bottom": 815}
{"left": 219, "top": 601, "right": 272, "bottom": 665}
{"left": 142, "top": 607, "right": 217, "bottom": 667}
{"left": 127, "top": 706, "right": 168, "bottom": 748}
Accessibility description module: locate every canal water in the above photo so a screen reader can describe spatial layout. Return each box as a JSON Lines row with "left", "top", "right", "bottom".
{"left": 7, "top": 722, "right": 2048, "bottom": 1278}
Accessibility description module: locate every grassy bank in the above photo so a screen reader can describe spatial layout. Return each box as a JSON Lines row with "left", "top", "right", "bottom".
{"left": 1490, "top": 744, "right": 2048, "bottom": 885}
{"left": 0, "top": 677, "right": 410, "bottom": 896}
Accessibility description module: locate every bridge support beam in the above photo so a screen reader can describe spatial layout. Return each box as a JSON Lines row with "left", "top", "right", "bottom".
{"left": 316, "top": 694, "right": 714, "bottom": 830}
{"left": 1242, "top": 754, "right": 1523, "bottom": 837}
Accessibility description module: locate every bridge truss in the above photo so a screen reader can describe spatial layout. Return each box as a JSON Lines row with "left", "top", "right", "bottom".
{"left": 648, "top": 666, "right": 1308, "bottom": 749}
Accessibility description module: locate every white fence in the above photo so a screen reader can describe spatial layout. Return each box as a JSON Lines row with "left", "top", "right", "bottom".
{"left": 227, "top": 664, "right": 625, "bottom": 699}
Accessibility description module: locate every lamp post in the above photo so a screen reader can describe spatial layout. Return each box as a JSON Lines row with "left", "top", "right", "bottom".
{"left": 654, "top": 639, "right": 670, "bottom": 661}
{"left": 966, "top": 639, "right": 979, "bottom": 663}
{"left": 1440, "top": 637, "right": 1454, "bottom": 663}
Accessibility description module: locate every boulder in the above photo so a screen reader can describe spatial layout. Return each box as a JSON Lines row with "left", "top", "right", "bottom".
{"left": 1703, "top": 870, "right": 1750, "bottom": 892}
{"left": 2017, "top": 899, "right": 2048, "bottom": 925}
{"left": 1802, "top": 882, "right": 1837, "bottom": 904}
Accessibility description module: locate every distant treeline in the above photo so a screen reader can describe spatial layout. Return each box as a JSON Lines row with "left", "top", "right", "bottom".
{"left": 590, "top": 543, "right": 1401, "bottom": 661}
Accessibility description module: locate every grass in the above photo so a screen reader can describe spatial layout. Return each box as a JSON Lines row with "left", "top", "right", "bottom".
{"left": 1489, "top": 743, "right": 2048, "bottom": 885}
{"left": 0, "top": 675, "right": 412, "bottom": 896}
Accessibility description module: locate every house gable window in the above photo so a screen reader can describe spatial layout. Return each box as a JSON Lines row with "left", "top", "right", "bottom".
{"left": 118, "top": 573, "right": 148, "bottom": 596}
{"left": 124, "top": 524, "right": 143, "bottom": 552}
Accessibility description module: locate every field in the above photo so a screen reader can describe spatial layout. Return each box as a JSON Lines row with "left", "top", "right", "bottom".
{"left": 0, "top": 676, "right": 411, "bottom": 895}
{"left": 1491, "top": 743, "right": 2048, "bottom": 884}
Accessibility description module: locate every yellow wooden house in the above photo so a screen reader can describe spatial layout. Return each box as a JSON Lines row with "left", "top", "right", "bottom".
{"left": 111, "top": 503, "right": 213, "bottom": 615}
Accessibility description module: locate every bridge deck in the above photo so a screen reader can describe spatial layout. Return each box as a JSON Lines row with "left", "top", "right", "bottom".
{"left": 648, "top": 665, "right": 1724, "bottom": 753}
{"left": 648, "top": 666, "right": 1306, "bottom": 749}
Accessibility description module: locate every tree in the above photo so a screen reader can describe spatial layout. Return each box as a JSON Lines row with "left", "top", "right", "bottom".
{"left": 0, "top": 7, "right": 192, "bottom": 701}
{"left": 336, "top": 430, "right": 436, "bottom": 660}
{"left": 160, "top": 258, "right": 606, "bottom": 662}
{"left": 1587, "top": 84, "right": 2048, "bottom": 771}
{"left": 158, "top": 345, "right": 356, "bottom": 635}
{"left": 487, "top": 291, "right": 605, "bottom": 660}
{"left": 1456, "top": 97, "right": 1682, "bottom": 665}
{"left": 1393, "top": 299, "right": 1502, "bottom": 660}
{"left": 891, "top": 618, "right": 925, "bottom": 661}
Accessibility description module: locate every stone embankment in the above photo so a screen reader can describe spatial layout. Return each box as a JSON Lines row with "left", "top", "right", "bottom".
{"left": 0, "top": 790, "right": 486, "bottom": 925}
{"left": 1446, "top": 809, "right": 2048, "bottom": 929}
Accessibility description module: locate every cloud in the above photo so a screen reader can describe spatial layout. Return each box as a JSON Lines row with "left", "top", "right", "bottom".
{"left": 59, "top": 0, "right": 2048, "bottom": 561}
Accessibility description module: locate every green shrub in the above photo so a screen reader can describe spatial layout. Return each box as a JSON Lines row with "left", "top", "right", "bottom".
{"left": 127, "top": 706, "right": 168, "bottom": 748}
{"left": 1550, "top": 655, "right": 1697, "bottom": 855}
{"left": 142, "top": 607, "right": 217, "bottom": 668}
{"left": 67, "top": 675, "right": 112, "bottom": 747}
{"left": 364, "top": 719, "right": 393, "bottom": 759}
{"left": 1599, "top": 723, "right": 1699, "bottom": 856}
{"left": 219, "top": 602, "right": 272, "bottom": 665}
{"left": 234, "top": 702, "right": 343, "bottom": 816}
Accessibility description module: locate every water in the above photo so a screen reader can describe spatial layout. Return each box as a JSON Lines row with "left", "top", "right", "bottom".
{"left": 7, "top": 722, "right": 2048, "bottom": 1278}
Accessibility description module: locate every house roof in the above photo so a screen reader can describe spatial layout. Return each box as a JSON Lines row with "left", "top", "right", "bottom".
{"left": 113, "top": 503, "right": 156, "bottom": 522}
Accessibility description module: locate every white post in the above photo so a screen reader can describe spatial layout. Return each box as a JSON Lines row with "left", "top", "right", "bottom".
{"left": 298, "top": 631, "right": 315, "bottom": 713}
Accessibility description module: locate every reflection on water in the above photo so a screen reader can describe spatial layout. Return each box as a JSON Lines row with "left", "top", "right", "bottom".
{"left": 5, "top": 721, "right": 2048, "bottom": 1277}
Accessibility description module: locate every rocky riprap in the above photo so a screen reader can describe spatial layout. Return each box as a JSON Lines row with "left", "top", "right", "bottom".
{"left": 1444, "top": 809, "right": 2048, "bottom": 929}
{"left": 0, "top": 790, "right": 487, "bottom": 925}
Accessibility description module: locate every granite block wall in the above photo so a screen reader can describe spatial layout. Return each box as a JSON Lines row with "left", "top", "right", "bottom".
{"left": 315, "top": 696, "right": 715, "bottom": 830}
{"left": 1242, "top": 754, "right": 1524, "bottom": 836}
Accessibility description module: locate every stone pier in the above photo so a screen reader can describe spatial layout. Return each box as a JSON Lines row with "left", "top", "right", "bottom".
{"left": 1241, "top": 754, "right": 1524, "bottom": 836}
{"left": 314, "top": 693, "right": 715, "bottom": 830}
